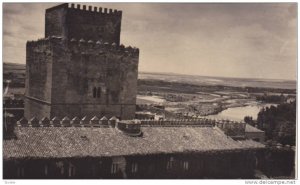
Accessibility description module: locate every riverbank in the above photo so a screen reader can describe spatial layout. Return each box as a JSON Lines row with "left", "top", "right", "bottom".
{"left": 137, "top": 90, "right": 279, "bottom": 121}
{"left": 203, "top": 103, "right": 278, "bottom": 121}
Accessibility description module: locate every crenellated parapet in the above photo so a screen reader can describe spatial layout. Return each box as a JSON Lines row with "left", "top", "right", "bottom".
{"left": 16, "top": 116, "right": 145, "bottom": 137}
{"left": 67, "top": 38, "right": 139, "bottom": 57}
{"left": 46, "top": 3, "right": 122, "bottom": 17}
{"left": 68, "top": 3, "right": 122, "bottom": 16}
{"left": 140, "top": 118, "right": 246, "bottom": 138}
{"left": 16, "top": 116, "right": 245, "bottom": 130}
{"left": 26, "top": 37, "right": 50, "bottom": 47}
{"left": 26, "top": 36, "right": 139, "bottom": 57}
{"left": 15, "top": 116, "right": 247, "bottom": 138}
{"left": 16, "top": 116, "right": 118, "bottom": 128}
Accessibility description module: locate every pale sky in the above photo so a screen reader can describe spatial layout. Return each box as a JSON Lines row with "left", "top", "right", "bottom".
{"left": 3, "top": 3, "right": 297, "bottom": 80}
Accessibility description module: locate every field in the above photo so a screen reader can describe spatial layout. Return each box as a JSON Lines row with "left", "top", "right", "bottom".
{"left": 137, "top": 72, "right": 296, "bottom": 118}
{"left": 139, "top": 72, "right": 296, "bottom": 90}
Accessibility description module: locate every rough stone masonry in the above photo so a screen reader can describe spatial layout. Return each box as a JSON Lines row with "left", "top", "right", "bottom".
{"left": 25, "top": 3, "right": 139, "bottom": 120}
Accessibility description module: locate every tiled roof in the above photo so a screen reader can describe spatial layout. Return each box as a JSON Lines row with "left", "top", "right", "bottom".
{"left": 3, "top": 126, "right": 265, "bottom": 160}
{"left": 245, "top": 124, "right": 265, "bottom": 133}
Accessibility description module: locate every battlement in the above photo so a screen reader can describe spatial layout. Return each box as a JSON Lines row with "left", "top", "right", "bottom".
{"left": 26, "top": 37, "right": 139, "bottom": 57}
{"left": 15, "top": 116, "right": 245, "bottom": 129}
{"left": 46, "top": 3, "right": 122, "bottom": 16}
{"left": 140, "top": 118, "right": 216, "bottom": 127}
{"left": 16, "top": 116, "right": 117, "bottom": 128}
{"left": 26, "top": 37, "right": 51, "bottom": 47}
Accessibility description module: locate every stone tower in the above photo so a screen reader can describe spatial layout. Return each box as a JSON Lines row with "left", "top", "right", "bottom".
{"left": 24, "top": 3, "right": 139, "bottom": 120}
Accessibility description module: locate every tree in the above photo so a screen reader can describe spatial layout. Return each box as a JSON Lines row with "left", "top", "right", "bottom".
{"left": 256, "top": 101, "right": 296, "bottom": 145}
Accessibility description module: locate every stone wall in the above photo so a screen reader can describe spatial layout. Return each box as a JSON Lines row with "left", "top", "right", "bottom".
{"left": 51, "top": 38, "right": 138, "bottom": 119}
{"left": 25, "top": 39, "right": 53, "bottom": 102}
{"left": 25, "top": 39, "right": 53, "bottom": 120}
{"left": 45, "top": 4, "right": 67, "bottom": 39}
{"left": 25, "top": 37, "right": 139, "bottom": 120}
{"left": 24, "top": 98, "right": 51, "bottom": 120}
{"left": 49, "top": 104, "right": 133, "bottom": 120}
{"left": 3, "top": 151, "right": 258, "bottom": 179}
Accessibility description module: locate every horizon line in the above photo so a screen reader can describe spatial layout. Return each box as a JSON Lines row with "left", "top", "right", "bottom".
{"left": 3, "top": 62, "right": 297, "bottom": 82}
{"left": 139, "top": 70, "right": 297, "bottom": 82}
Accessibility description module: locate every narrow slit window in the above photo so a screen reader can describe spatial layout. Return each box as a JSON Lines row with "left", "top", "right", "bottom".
{"left": 68, "top": 164, "right": 76, "bottom": 177}
{"left": 131, "top": 163, "right": 138, "bottom": 173}
{"left": 45, "top": 164, "right": 48, "bottom": 176}
{"left": 61, "top": 165, "right": 64, "bottom": 175}
{"left": 17, "top": 167, "right": 24, "bottom": 178}
{"left": 97, "top": 87, "right": 101, "bottom": 98}
{"left": 183, "top": 161, "right": 189, "bottom": 171}
{"left": 111, "top": 163, "right": 118, "bottom": 174}
{"left": 167, "top": 157, "right": 174, "bottom": 170}
{"left": 93, "top": 87, "right": 97, "bottom": 98}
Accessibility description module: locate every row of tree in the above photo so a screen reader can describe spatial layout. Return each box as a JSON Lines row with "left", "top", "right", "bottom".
{"left": 245, "top": 101, "right": 296, "bottom": 146}
{"left": 256, "top": 94, "right": 286, "bottom": 103}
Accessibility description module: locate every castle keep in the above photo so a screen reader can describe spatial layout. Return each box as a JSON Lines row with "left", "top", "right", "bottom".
{"left": 25, "top": 3, "right": 139, "bottom": 120}
{"left": 6, "top": 3, "right": 295, "bottom": 179}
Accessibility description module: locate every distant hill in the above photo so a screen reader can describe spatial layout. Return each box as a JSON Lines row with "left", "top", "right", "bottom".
{"left": 4, "top": 62, "right": 26, "bottom": 71}
{"left": 3, "top": 62, "right": 296, "bottom": 90}
{"left": 139, "top": 72, "right": 296, "bottom": 90}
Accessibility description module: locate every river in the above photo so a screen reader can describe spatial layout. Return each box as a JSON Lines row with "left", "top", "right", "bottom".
{"left": 204, "top": 103, "right": 277, "bottom": 121}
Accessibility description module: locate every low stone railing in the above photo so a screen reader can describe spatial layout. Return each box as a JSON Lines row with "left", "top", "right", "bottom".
{"left": 140, "top": 118, "right": 215, "bottom": 127}
{"left": 14, "top": 116, "right": 246, "bottom": 137}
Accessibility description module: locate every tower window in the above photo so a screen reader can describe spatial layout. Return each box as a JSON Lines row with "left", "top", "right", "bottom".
{"left": 106, "top": 89, "right": 110, "bottom": 104}
{"left": 60, "top": 165, "right": 64, "bottom": 175}
{"left": 93, "top": 87, "right": 102, "bottom": 98}
{"left": 131, "top": 163, "right": 138, "bottom": 173}
{"left": 92, "top": 165, "right": 96, "bottom": 176}
{"left": 97, "top": 87, "right": 101, "bottom": 98}
{"left": 183, "top": 161, "right": 189, "bottom": 171}
{"left": 93, "top": 87, "right": 97, "bottom": 98}
{"left": 166, "top": 157, "right": 174, "bottom": 170}
{"left": 17, "top": 166, "right": 25, "bottom": 178}
{"left": 45, "top": 164, "right": 48, "bottom": 176}
{"left": 68, "top": 163, "right": 76, "bottom": 177}
{"left": 111, "top": 163, "right": 119, "bottom": 174}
